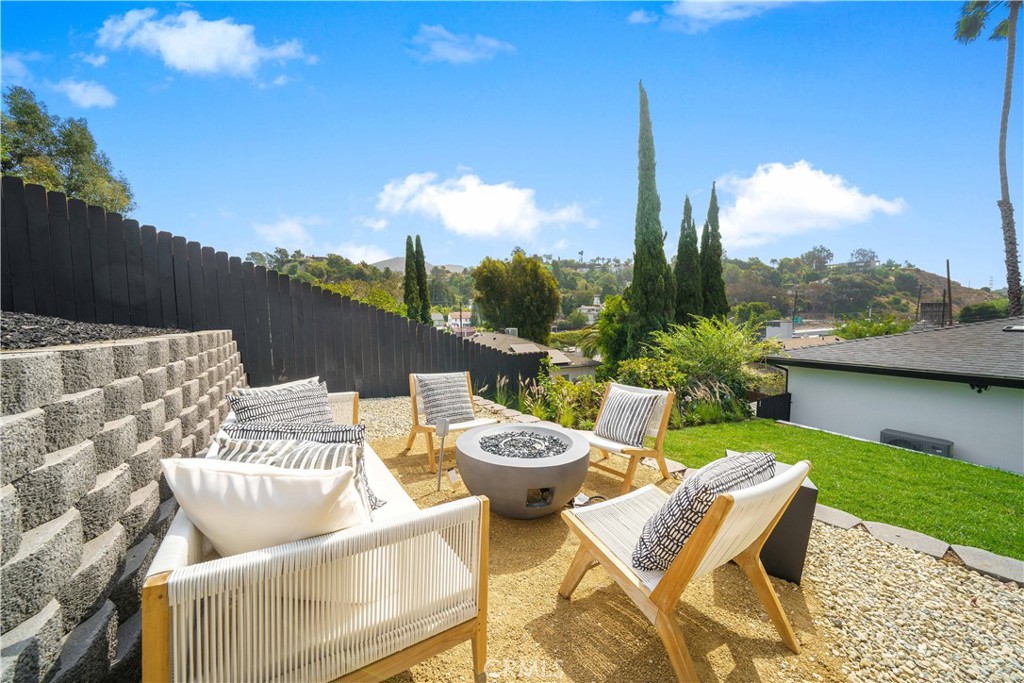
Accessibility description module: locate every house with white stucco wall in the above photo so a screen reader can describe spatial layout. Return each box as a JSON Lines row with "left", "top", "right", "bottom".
{"left": 767, "top": 318, "right": 1024, "bottom": 474}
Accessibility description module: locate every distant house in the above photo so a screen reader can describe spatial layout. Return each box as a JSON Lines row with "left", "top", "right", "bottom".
{"left": 472, "top": 331, "right": 601, "bottom": 380}
{"left": 577, "top": 295, "right": 604, "bottom": 325}
{"left": 448, "top": 311, "right": 472, "bottom": 329}
{"left": 768, "top": 318, "right": 1024, "bottom": 474}
{"left": 430, "top": 312, "right": 445, "bottom": 328}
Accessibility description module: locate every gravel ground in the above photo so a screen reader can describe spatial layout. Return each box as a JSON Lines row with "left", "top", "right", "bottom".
{"left": 0, "top": 311, "right": 184, "bottom": 350}
{"left": 359, "top": 399, "right": 1024, "bottom": 683}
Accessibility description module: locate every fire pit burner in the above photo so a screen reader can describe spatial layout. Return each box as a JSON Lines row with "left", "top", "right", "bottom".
{"left": 478, "top": 430, "right": 569, "bottom": 459}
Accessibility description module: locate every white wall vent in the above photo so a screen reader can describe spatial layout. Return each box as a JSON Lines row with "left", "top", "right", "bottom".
{"left": 504, "top": 328, "right": 518, "bottom": 337}
{"left": 880, "top": 429, "right": 954, "bottom": 457}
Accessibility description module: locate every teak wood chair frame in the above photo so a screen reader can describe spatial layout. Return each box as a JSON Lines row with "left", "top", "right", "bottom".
{"left": 558, "top": 462, "right": 811, "bottom": 682}
{"left": 585, "top": 383, "right": 677, "bottom": 495}
{"left": 405, "top": 371, "right": 494, "bottom": 469}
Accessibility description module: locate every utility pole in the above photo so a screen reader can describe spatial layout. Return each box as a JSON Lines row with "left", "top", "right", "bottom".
{"left": 946, "top": 259, "right": 954, "bottom": 326}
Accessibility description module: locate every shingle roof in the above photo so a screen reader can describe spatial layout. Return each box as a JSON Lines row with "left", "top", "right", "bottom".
{"left": 768, "top": 317, "right": 1024, "bottom": 388}
{"left": 472, "top": 332, "right": 600, "bottom": 368}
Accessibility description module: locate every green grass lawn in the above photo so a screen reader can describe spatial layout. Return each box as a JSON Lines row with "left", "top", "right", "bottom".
{"left": 662, "top": 419, "right": 1024, "bottom": 561}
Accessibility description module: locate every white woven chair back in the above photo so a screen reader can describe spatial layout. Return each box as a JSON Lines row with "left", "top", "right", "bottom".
{"left": 609, "top": 382, "right": 671, "bottom": 439}
{"left": 690, "top": 461, "right": 809, "bottom": 582}
{"left": 328, "top": 392, "right": 357, "bottom": 425}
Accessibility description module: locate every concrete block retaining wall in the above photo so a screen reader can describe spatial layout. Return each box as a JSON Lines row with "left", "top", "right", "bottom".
{"left": 0, "top": 331, "right": 246, "bottom": 683}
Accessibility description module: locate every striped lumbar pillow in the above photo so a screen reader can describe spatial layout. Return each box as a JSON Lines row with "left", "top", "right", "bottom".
{"left": 211, "top": 436, "right": 385, "bottom": 511}
{"left": 228, "top": 381, "right": 332, "bottom": 424}
{"left": 221, "top": 421, "right": 365, "bottom": 445}
{"left": 416, "top": 373, "right": 475, "bottom": 425}
{"left": 593, "top": 386, "right": 659, "bottom": 448}
{"left": 632, "top": 451, "right": 776, "bottom": 571}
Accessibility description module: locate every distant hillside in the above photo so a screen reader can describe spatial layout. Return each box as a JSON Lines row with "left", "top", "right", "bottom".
{"left": 371, "top": 257, "right": 465, "bottom": 274}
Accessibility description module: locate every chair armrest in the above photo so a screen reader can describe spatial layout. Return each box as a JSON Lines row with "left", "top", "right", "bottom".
{"left": 146, "top": 508, "right": 204, "bottom": 577}
{"left": 327, "top": 391, "right": 359, "bottom": 424}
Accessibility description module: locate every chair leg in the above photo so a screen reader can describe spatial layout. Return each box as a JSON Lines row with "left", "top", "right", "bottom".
{"left": 425, "top": 432, "right": 436, "bottom": 470}
{"left": 654, "top": 610, "right": 700, "bottom": 683}
{"left": 620, "top": 455, "right": 641, "bottom": 495}
{"left": 558, "top": 546, "right": 598, "bottom": 599}
{"left": 736, "top": 554, "right": 800, "bottom": 653}
{"left": 654, "top": 453, "right": 671, "bottom": 480}
{"left": 404, "top": 429, "right": 417, "bottom": 452}
{"left": 471, "top": 617, "right": 487, "bottom": 682}
{"left": 597, "top": 448, "right": 610, "bottom": 462}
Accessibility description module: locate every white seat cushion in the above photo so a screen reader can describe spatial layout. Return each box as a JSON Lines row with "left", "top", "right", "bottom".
{"left": 575, "top": 429, "right": 637, "bottom": 455}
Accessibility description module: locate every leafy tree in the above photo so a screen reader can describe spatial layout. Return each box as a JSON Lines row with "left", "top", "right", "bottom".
{"left": 2, "top": 86, "right": 134, "bottom": 214}
{"left": 959, "top": 298, "right": 1012, "bottom": 322}
{"left": 428, "top": 266, "right": 455, "bottom": 307}
{"left": 731, "top": 301, "right": 783, "bottom": 331}
{"left": 801, "top": 245, "right": 834, "bottom": 271}
{"left": 471, "top": 251, "right": 560, "bottom": 343}
{"left": 956, "top": 1, "right": 1022, "bottom": 316}
{"left": 565, "top": 310, "right": 589, "bottom": 330}
{"left": 700, "top": 183, "right": 729, "bottom": 318}
{"left": 595, "top": 295, "right": 630, "bottom": 376}
{"left": 673, "top": 196, "right": 703, "bottom": 325}
{"left": 414, "top": 235, "right": 431, "bottom": 324}
{"left": 894, "top": 271, "right": 919, "bottom": 294}
{"left": 850, "top": 248, "right": 879, "bottom": 265}
{"left": 624, "top": 81, "right": 675, "bottom": 358}
{"left": 402, "top": 236, "right": 420, "bottom": 320}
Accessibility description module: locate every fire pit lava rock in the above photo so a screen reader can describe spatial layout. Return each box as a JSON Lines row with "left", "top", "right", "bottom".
{"left": 455, "top": 424, "right": 590, "bottom": 519}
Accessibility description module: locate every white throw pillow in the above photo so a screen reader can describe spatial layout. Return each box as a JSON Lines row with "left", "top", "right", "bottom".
{"left": 161, "top": 457, "right": 369, "bottom": 557}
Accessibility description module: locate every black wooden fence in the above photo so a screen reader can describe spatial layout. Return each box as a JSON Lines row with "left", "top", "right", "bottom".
{"left": 755, "top": 392, "right": 792, "bottom": 421}
{"left": 1, "top": 177, "right": 545, "bottom": 397}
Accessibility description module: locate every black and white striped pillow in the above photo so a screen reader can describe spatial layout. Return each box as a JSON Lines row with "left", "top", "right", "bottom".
{"left": 228, "top": 381, "right": 333, "bottom": 424}
{"left": 593, "top": 387, "right": 659, "bottom": 447}
{"left": 221, "top": 421, "right": 365, "bottom": 444}
{"left": 416, "top": 373, "right": 475, "bottom": 425}
{"left": 212, "top": 437, "right": 385, "bottom": 511}
{"left": 632, "top": 451, "right": 776, "bottom": 571}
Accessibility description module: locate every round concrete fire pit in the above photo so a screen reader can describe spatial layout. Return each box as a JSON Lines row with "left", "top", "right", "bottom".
{"left": 456, "top": 424, "right": 590, "bottom": 519}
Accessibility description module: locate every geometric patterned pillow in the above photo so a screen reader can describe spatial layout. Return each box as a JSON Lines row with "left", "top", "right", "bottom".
{"left": 228, "top": 381, "right": 332, "bottom": 424}
{"left": 211, "top": 437, "right": 385, "bottom": 511}
{"left": 593, "top": 386, "right": 660, "bottom": 448}
{"left": 231, "top": 376, "right": 320, "bottom": 397}
{"left": 415, "top": 373, "right": 475, "bottom": 425}
{"left": 631, "top": 451, "right": 776, "bottom": 571}
{"left": 221, "top": 421, "right": 365, "bottom": 444}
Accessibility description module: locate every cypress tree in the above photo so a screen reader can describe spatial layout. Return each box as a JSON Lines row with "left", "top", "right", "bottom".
{"left": 402, "top": 235, "right": 420, "bottom": 320}
{"left": 700, "top": 183, "right": 729, "bottom": 318}
{"left": 414, "top": 235, "right": 431, "bottom": 324}
{"left": 624, "top": 81, "right": 675, "bottom": 358}
{"left": 673, "top": 195, "right": 703, "bottom": 325}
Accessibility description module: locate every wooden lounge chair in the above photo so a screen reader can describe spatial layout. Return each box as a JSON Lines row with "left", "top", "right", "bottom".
{"left": 406, "top": 372, "right": 497, "bottom": 469}
{"left": 557, "top": 461, "right": 811, "bottom": 682}
{"left": 573, "top": 383, "right": 676, "bottom": 495}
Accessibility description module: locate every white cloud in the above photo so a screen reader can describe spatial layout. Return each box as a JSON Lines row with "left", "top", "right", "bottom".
{"left": 76, "top": 52, "right": 109, "bottom": 67}
{"left": 96, "top": 8, "right": 313, "bottom": 77}
{"left": 717, "top": 160, "right": 906, "bottom": 248}
{"left": 627, "top": 9, "right": 659, "bottom": 25}
{"left": 409, "top": 24, "right": 515, "bottom": 64}
{"left": 377, "top": 172, "right": 589, "bottom": 241}
{"left": 354, "top": 216, "right": 388, "bottom": 231}
{"left": 53, "top": 79, "right": 117, "bottom": 108}
{"left": 1, "top": 51, "right": 44, "bottom": 83}
{"left": 253, "top": 215, "right": 388, "bottom": 263}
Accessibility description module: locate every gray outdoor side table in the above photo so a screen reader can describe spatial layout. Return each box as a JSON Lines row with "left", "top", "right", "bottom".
{"left": 759, "top": 461, "right": 817, "bottom": 585}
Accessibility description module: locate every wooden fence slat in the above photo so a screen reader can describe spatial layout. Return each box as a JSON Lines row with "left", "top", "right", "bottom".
{"left": 301, "top": 283, "right": 316, "bottom": 381}
{"left": 171, "top": 236, "right": 192, "bottom": 329}
{"left": 25, "top": 184, "right": 55, "bottom": 316}
{"left": 123, "top": 220, "right": 147, "bottom": 326}
{"left": 312, "top": 286, "right": 326, "bottom": 386}
{"left": 187, "top": 241, "right": 206, "bottom": 330}
{"left": 240, "top": 261, "right": 260, "bottom": 384}
{"left": 140, "top": 226, "right": 162, "bottom": 327}
{"left": 266, "top": 271, "right": 284, "bottom": 383}
{"left": 321, "top": 289, "right": 339, "bottom": 390}
{"left": 227, "top": 257, "right": 246, "bottom": 366}
{"left": 215, "top": 252, "right": 232, "bottom": 338}
{"left": 46, "top": 191, "right": 76, "bottom": 321}
{"left": 67, "top": 199, "right": 95, "bottom": 322}
{"left": 253, "top": 265, "right": 271, "bottom": 386}
{"left": 339, "top": 296, "right": 355, "bottom": 391}
{"left": 275, "top": 272, "right": 295, "bottom": 382}
{"left": 0, "top": 180, "right": 11, "bottom": 311}
{"left": 89, "top": 205, "right": 112, "bottom": 323}
{"left": 106, "top": 212, "right": 130, "bottom": 324}
{"left": 2, "top": 177, "right": 34, "bottom": 313}
{"left": 157, "top": 232, "right": 177, "bottom": 328}
{"left": 288, "top": 279, "right": 305, "bottom": 381}
{"left": 202, "top": 246, "right": 220, "bottom": 330}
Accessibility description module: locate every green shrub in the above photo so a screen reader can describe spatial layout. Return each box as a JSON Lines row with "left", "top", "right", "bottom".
{"left": 959, "top": 298, "right": 1010, "bottom": 323}
{"left": 616, "top": 357, "right": 684, "bottom": 392}
{"left": 836, "top": 316, "right": 912, "bottom": 339}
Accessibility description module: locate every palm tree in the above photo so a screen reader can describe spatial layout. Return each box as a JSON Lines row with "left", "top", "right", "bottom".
{"left": 956, "top": 1, "right": 1022, "bottom": 316}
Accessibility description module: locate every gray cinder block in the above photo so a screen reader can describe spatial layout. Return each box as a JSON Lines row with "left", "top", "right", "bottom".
{"left": 167, "top": 336, "right": 188, "bottom": 362}
{"left": 162, "top": 388, "right": 183, "bottom": 421}
{"left": 216, "top": 399, "right": 229, "bottom": 423}
{"left": 109, "top": 534, "right": 156, "bottom": 623}
{"left": 44, "top": 389, "right": 103, "bottom": 452}
{"left": 165, "top": 361, "right": 185, "bottom": 389}
{"left": 0, "top": 408, "right": 46, "bottom": 486}
{"left": 180, "top": 379, "right": 201, "bottom": 408}
{"left": 158, "top": 419, "right": 182, "bottom": 458}
{"left": 196, "top": 372, "right": 210, "bottom": 396}
{"left": 119, "top": 482, "right": 159, "bottom": 547}
{"left": 0, "top": 599, "right": 63, "bottom": 683}
{"left": 57, "top": 523, "right": 127, "bottom": 626}
{"left": 1, "top": 484, "right": 22, "bottom": 565}
{"left": 1, "top": 353, "right": 63, "bottom": 417}
{"left": 193, "top": 420, "right": 211, "bottom": 451}
{"left": 134, "top": 399, "right": 165, "bottom": 442}
{"left": 183, "top": 356, "right": 200, "bottom": 382}
{"left": 178, "top": 435, "right": 196, "bottom": 459}
{"left": 105, "top": 611, "right": 141, "bottom": 683}
{"left": 102, "top": 377, "right": 144, "bottom": 422}
{"left": 144, "top": 338, "right": 170, "bottom": 368}
{"left": 110, "top": 342, "right": 148, "bottom": 380}
{"left": 178, "top": 405, "right": 199, "bottom": 435}
{"left": 199, "top": 330, "right": 218, "bottom": 352}
{"left": 153, "top": 499, "right": 178, "bottom": 540}
{"left": 13, "top": 442, "right": 97, "bottom": 530}
{"left": 60, "top": 346, "right": 114, "bottom": 395}
{"left": 1, "top": 509, "right": 82, "bottom": 634}
{"left": 47, "top": 600, "right": 117, "bottom": 683}
{"left": 77, "top": 465, "right": 132, "bottom": 541}
{"left": 185, "top": 334, "right": 200, "bottom": 357}
{"left": 126, "top": 438, "right": 162, "bottom": 491}
{"left": 92, "top": 416, "right": 138, "bottom": 472}
{"left": 140, "top": 367, "right": 168, "bottom": 404}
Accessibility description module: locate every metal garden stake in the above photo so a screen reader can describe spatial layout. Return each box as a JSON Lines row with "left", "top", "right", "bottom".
{"left": 435, "top": 417, "right": 450, "bottom": 491}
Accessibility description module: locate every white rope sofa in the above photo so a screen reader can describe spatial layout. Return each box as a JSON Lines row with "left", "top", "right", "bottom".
{"left": 142, "top": 392, "right": 490, "bottom": 682}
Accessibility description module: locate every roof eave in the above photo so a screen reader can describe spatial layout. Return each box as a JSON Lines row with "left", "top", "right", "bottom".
{"left": 766, "top": 356, "right": 1024, "bottom": 389}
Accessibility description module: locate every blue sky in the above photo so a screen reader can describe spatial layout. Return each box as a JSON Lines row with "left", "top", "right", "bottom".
{"left": 2, "top": 1, "right": 1022, "bottom": 288}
